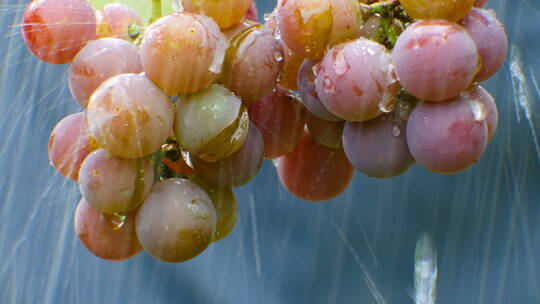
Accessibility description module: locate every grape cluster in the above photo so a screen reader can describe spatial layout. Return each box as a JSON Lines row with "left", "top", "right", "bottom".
{"left": 22, "top": 0, "right": 507, "bottom": 263}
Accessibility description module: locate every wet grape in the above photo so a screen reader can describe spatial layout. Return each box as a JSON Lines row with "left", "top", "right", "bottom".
{"left": 306, "top": 113, "right": 344, "bottom": 149}
{"left": 400, "top": 0, "right": 475, "bottom": 22}
{"left": 182, "top": 0, "right": 251, "bottom": 29}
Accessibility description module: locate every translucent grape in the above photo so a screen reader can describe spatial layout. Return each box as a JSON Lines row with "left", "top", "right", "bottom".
{"left": 135, "top": 178, "right": 217, "bottom": 263}
{"left": 68, "top": 38, "right": 143, "bottom": 108}
{"left": 140, "top": 13, "right": 228, "bottom": 95}
{"left": 102, "top": 3, "right": 144, "bottom": 41}
{"left": 87, "top": 73, "right": 174, "bottom": 159}
{"left": 48, "top": 112, "right": 96, "bottom": 181}
{"left": 246, "top": 0, "right": 259, "bottom": 22}
{"left": 460, "top": 8, "right": 508, "bottom": 82}
{"left": 190, "top": 124, "right": 264, "bottom": 188}
{"left": 175, "top": 84, "right": 249, "bottom": 162}
{"left": 306, "top": 113, "right": 344, "bottom": 149}
{"left": 400, "top": 0, "right": 475, "bottom": 22}
{"left": 220, "top": 24, "right": 284, "bottom": 105}
{"left": 222, "top": 20, "right": 257, "bottom": 41}
{"left": 182, "top": 0, "right": 251, "bottom": 29}
{"left": 74, "top": 199, "right": 142, "bottom": 261}
{"left": 297, "top": 59, "right": 341, "bottom": 122}
{"left": 279, "top": 44, "right": 305, "bottom": 91}
{"left": 21, "top": 0, "right": 96, "bottom": 64}
{"left": 406, "top": 96, "right": 488, "bottom": 174}
{"left": 277, "top": 0, "right": 360, "bottom": 60}
{"left": 276, "top": 132, "right": 354, "bottom": 202}
{"left": 475, "top": 0, "right": 488, "bottom": 7}
{"left": 462, "top": 85, "right": 498, "bottom": 141}
{"left": 315, "top": 38, "right": 397, "bottom": 121}
{"left": 79, "top": 149, "right": 154, "bottom": 215}
{"left": 343, "top": 113, "right": 415, "bottom": 178}
{"left": 249, "top": 87, "right": 306, "bottom": 159}
{"left": 392, "top": 20, "right": 479, "bottom": 102}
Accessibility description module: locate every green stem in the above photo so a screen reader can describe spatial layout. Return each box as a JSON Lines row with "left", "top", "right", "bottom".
{"left": 150, "top": 0, "right": 162, "bottom": 24}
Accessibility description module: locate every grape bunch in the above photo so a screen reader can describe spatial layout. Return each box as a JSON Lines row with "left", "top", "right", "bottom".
{"left": 22, "top": 0, "right": 507, "bottom": 263}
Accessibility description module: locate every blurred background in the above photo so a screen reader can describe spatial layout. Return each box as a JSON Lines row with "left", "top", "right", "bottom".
{"left": 0, "top": 0, "right": 539, "bottom": 303}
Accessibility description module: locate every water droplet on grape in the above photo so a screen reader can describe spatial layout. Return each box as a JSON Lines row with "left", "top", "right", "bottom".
{"left": 103, "top": 213, "right": 126, "bottom": 230}
{"left": 379, "top": 94, "right": 396, "bottom": 113}
{"left": 322, "top": 76, "right": 335, "bottom": 93}
{"left": 469, "top": 100, "right": 486, "bottom": 121}
{"left": 333, "top": 51, "right": 349, "bottom": 76}
{"left": 273, "top": 51, "right": 283, "bottom": 62}
{"left": 172, "top": 0, "right": 184, "bottom": 12}
{"left": 392, "top": 125, "right": 401, "bottom": 138}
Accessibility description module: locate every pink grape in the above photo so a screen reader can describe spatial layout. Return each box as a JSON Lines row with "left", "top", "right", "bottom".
{"left": 315, "top": 38, "right": 397, "bottom": 121}
{"left": 343, "top": 112, "right": 415, "bottom": 178}
{"left": 406, "top": 95, "right": 488, "bottom": 174}
{"left": 297, "top": 59, "right": 341, "bottom": 122}
{"left": 135, "top": 179, "right": 217, "bottom": 263}
{"left": 87, "top": 73, "right": 174, "bottom": 159}
{"left": 460, "top": 8, "right": 508, "bottom": 82}
{"left": 140, "top": 13, "right": 228, "bottom": 95}
{"left": 400, "top": 0, "right": 475, "bottom": 22}
{"left": 245, "top": 0, "right": 259, "bottom": 22}
{"left": 462, "top": 85, "right": 498, "bottom": 141}
{"left": 48, "top": 112, "right": 96, "bottom": 181}
{"left": 392, "top": 20, "right": 479, "bottom": 102}
{"left": 276, "top": 132, "right": 354, "bottom": 202}
{"left": 74, "top": 199, "right": 142, "bottom": 261}
{"left": 306, "top": 113, "right": 344, "bottom": 149}
{"left": 181, "top": 0, "right": 251, "bottom": 29}
{"left": 103, "top": 3, "right": 143, "bottom": 41}
{"left": 79, "top": 149, "right": 154, "bottom": 215}
{"left": 190, "top": 124, "right": 264, "bottom": 188}
{"left": 68, "top": 38, "right": 143, "bottom": 108}
{"left": 220, "top": 24, "right": 284, "bottom": 105}
{"left": 21, "top": 0, "right": 96, "bottom": 64}
{"left": 248, "top": 87, "right": 306, "bottom": 159}
{"left": 475, "top": 0, "right": 488, "bottom": 7}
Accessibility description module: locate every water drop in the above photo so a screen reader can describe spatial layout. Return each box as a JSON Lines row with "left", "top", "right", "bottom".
{"left": 311, "top": 62, "right": 320, "bottom": 78}
{"left": 392, "top": 125, "right": 401, "bottom": 138}
{"left": 273, "top": 51, "right": 283, "bottom": 62}
{"left": 103, "top": 213, "right": 126, "bottom": 230}
{"left": 379, "top": 93, "right": 396, "bottom": 113}
{"left": 322, "top": 76, "right": 335, "bottom": 93}
{"left": 333, "top": 51, "right": 349, "bottom": 76}
{"left": 469, "top": 100, "right": 486, "bottom": 121}
{"left": 172, "top": 0, "right": 184, "bottom": 12}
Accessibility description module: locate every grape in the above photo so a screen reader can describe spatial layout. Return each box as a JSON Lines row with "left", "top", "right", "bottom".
{"left": 140, "top": 13, "right": 228, "bottom": 95}
{"left": 182, "top": 0, "right": 251, "bottom": 29}
{"left": 306, "top": 113, "right": 344, "bottom": 149}
{"left": 279, "top": 44, "right": 305, "bottom": 91}
{"left": 222, "top": 20, "right": 257, "bottom": 41}
{"left": 392, "top": 20, "right": 479, "bottom": 102}
{"left": 48, "top": 112, "right": 96, "bottom": 181}
{"left": 175, "top": 84, "right": 249, "bottom": 162}
{"left": 406, "top": 96, "right": 488, "bottom": 174}
{"left": 87, "top": 73, "right": 174, "bottom": 159}
{"left": 400, "top": 0, "right": 475, "bottom": 22}
{"left": 220, "top": 24, "right": 284, "bottom": 105}
{"left": 79, "top": 149, "right": 155, "bottom": 215}
{"left": 135, "top": 178, "right": 217, "bottom": 263}
{"left": 74, "top": 199, "right": 142, "bottom": 261}
{"left": 276, "top": 132, "right": 354, "bottom": 202}
{"left": 462, "top": 85, "right": 498, "bottom": 141}
{"left": 475, "top": 0, "right": 487, "bottom": 7}
{"left": 190, "top": 123, "right": 264, "bottom": 188}
{"left": 297, "top": 59, "right": 341, "bottom": 122}
{"left": 249, "top": 87, "right": 306, "bottom": 159}
{"left": 315, "top": 38, "right": 397, "bottom": 121}
{"left": 460, "top": 8, "right": 508, "bottom": 82}
{"left": 246, "top": 0, "right": 259, "bottom": 22}
{"left": 190, "top": 177, "right": 237, "bottom": 242}
{"left": 277, "top": 0, "right": 360, "bottom": 60}
{"left": 96, "top": 10, "right": 113, "bottom": 39}
{"left": 68, "top": 38, "right": 143, "bottom": 108}
{"left": 102, "top": 3, "right": 144, "bottom": 41}
{"left": 21, "top": 0, "right": 96, "bottom": 64}
{"left": 343, "top": 112, "right": 415, "bottom": 178}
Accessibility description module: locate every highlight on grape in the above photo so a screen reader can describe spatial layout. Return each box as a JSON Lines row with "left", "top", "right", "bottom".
{"left": 22, "top": 0, "right": 507, "bottom": 262}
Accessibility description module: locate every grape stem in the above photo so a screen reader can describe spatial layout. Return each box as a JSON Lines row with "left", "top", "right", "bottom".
{"left": 358, "top": 0, "right": 412, "bottom": 49}
{"left": 150, "top": 0, "right": 162, "bottom": 24}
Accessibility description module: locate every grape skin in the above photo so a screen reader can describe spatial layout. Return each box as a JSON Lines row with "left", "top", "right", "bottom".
{"left": 249, "top": 87, "right": 306, "bottom": 159}
{"left": 315, "top": 38, "right": 396, "bottom": 121}
{"left": 21, "top": 0, "right": 96, "bottom": 64}
{"left": 190, "top": 124, "right": 264, "bottom": 189}
{"left": 392, "top": 20, "right": 479, "bottom": 102}
{"left": 220, "top": 25, "right": 284, "bottom": 105}
{"left": 68, "top": 38, "right": 143, "bottom": 108}
{"left": 279, "top": 44, "right": 305, "bottom": 91}
{"left": 87, "top": 73, "right": 174, "bottom": 159}
{"left": 74, "top": 199, "right": 142, "bottom": 261}
{"left": 182, "top": 0, "right": 251, "bottom": 29}
{"left": 102, "top": 4, "right": 144, "bottom": 42}
{"left": 276, "top": 132, "right": 354, "bottom": 202}
{"left": 135, "top": 179, "right": 217, "bottom": 263}
{"left": 343, "top": 112, "right": 415, "bottom": 178}
{"left": 400, "top": 0, "right": 475, "bottom": 22}
{"left": 475, "top": 0, "right": 488, "bottom": 7}
{"left": 306, "top": 113, "right": 344, "bottom": 149}
{"left": 460, "top": 8, "right": 508, "bottom": 82}
{"left": 462, "top": 86, "right": 498, "bottom": 141}
{"left": 79, "top": 149, "right": 154, "bottom": 215}
{"left": 245, "top": 0, "right": 259, "bottom": 22}
{"left": 297, "top": 59, "right": 341, "bottom": 122}
{"left": 406, "top": 96, "right": 488, "bottom": 174}
{"left": 48, "top": 112, "right": 96, "bottom": 181}
{"left": 140, "top": 13, "right": 228, "bottom": 95}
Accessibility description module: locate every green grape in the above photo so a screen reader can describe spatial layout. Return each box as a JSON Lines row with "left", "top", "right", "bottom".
{"left": 400, "top": 0, "right": 475, "bottom": 22}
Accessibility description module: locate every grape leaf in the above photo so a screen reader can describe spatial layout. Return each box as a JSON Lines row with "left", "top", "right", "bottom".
{"left": 88, "top": 0, "right": 174, "bottom": 25}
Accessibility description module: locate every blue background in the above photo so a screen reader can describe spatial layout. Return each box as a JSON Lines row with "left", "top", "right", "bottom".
{"left": 0, "top": 0, "right": 539, "bottom": 303}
